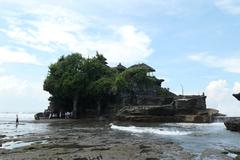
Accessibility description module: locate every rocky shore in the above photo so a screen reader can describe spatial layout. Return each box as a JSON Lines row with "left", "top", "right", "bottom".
{"left": 224, "top": 118, "right": 240, "bottom": 132}
{"left": 0, "top": 119, "right": 239, "bottom": 160}
{"left": 0, "top": 119, "right": 194, "bottom": 160}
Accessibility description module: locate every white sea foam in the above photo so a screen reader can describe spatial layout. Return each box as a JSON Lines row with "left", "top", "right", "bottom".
{"left": 174, "top": 122, "right": 224, "bottom": 126}
{"left": 1, "top": 141, "right": 34, "bottom": 150}
{"left": 110, "top": 124, "right": 191, "bottom": 136}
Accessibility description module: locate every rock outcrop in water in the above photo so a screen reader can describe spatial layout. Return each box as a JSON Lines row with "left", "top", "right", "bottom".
{"left": 116, "top": 95, "right": 221, "bottom": 123}
{"left": 224, "top": 118, "right": 240, "bottom": 132}
{"left": 41, "top": 53, "right": 222, "bottom": 123}
{"left": 224, "top": 93, "right": 240, "bottom": 132}
{"left": 233, "top": 93, "right": 240, "bottom": 101}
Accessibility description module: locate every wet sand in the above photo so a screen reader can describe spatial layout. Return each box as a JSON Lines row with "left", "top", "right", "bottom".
{"left": 0, "top": 119, "right": 237, "bottom": 160}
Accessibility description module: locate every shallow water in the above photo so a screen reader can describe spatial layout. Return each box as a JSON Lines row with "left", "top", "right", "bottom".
{"left": 0, "top": 113, "right": 48, "bottom": 137}
{"left": 0, "top": 113, "right": 240, "bottom": 154}
{"left": 1, "top": 141, "right": 35, "bottom": 150}
{"left": 0, "top": 113, "right": 49, "bottom": 149}
{"left": 110, "top": 122, "right": 240, "bottom": 153}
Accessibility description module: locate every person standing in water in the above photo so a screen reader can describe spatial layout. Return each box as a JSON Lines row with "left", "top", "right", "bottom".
{"left": 16, "top": 114, "right": 19, "bottom": 127}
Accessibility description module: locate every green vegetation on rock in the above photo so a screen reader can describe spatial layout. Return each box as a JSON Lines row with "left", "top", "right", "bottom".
{"left": 43, "top": 53, "right": 174, "bottom": 118}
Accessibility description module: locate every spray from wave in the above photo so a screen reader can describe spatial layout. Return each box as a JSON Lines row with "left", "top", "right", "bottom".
{"left": 110, "top": 123, "right": 191, "bottom": 136}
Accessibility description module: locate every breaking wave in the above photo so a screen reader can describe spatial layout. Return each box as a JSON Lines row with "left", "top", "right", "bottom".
{"left": 110, "top": 123, "right": 191, "bottom": 136}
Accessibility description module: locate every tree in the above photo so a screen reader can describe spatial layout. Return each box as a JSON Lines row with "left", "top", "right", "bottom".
{"left": 95, "top": 51, "right": 107, "bottom": 65}
{"left": 43, "top": 52, "right": 174, "bottom": 118}
{"left": 44, "top": 53, "right": 87, "bottom": 118}
{"left": 88, "top": 77, "right": 115, "bottom": 115}
{"left": 44, "top": 53, "right": 114, "bottom": 118}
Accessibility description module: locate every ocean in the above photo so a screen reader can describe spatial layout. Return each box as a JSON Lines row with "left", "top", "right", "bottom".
{"left": 0, "top": 113, "right": 48, "bottom": 149}
{"left": 0, "top": 113, "right": 240, "bottom": 155}
{"left": 111, "top": 122, "right": 240, "bottom": 154}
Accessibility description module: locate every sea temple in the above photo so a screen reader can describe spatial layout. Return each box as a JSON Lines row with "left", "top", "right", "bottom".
{"left": 36, "top": 54, "right": 224, "bottom": 123}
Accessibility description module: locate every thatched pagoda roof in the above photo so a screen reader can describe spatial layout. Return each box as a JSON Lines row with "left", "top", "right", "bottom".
{"left": 129, "top": 63, "right": 155, "bottom": 72}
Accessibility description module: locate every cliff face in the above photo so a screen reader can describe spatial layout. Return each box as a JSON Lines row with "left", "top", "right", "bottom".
{"left": 224, "top": 118, "right": 240, "bottom": 132}
{"left": 174, "top": 95, "right": 206, "bottom": 113}
{"left": 116, "top": 94, "right": 219, "bottom": 123}
{"left": 111, "top": 64, "right": 213, "bottom": 123}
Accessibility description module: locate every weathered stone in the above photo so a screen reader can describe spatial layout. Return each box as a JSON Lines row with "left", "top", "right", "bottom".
{"left": 118, "top": 105, "right": 175, "bottom": 116}
{"left": 224, "top": 93, "right": 240, "bottom": 132}
{"left": 233, "top": 93, "right": 240, "bottom": 101}
{"left": 200, "top": 149, "right": 233, "bottom": 160}
{"left": 174, "top": 95, "right": 206, "bottom": 113}
{"left": 0, "top": 135, "right": 6, "bottom": 139}
{"left": 34, "top": 112, "right": 51, "bottom": 120}
{"left": 224, "top": 147, "right": 240, "bottom": 155}
{"left": 116, "top": 95, "right": 219, "bottom": 123}
{"left": 135, "top": 96, "right": 169, "bottom": 106}
{"left": 224, "top": 118, "right": 240, "bottom": 132}
{"left": 117, "top": 115, "right": 183, "bottom": 123}
{"left": 0, "top": 120, "right": 195, "bottom": 160}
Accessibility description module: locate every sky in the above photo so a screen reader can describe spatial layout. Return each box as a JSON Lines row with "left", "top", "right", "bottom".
{"left": 0, "top": 0, "right": 240, "bottom": 116}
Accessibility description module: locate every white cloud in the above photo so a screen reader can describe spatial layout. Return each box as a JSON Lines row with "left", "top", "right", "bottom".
{"left": 0, "top": 75, "right": 44, "bottom": 96}
{"left": 0, "top": 75, "right": 27, "bottom": 94}
{"left": 205, "top": 80, "right": 240, "bottom": 116}
{"left": 0, "top": 47, "right": 40, "bottom": 65}
{"left": 0, "top": 5, "right": 89, "bottom": 53}
{"left": 215, "top": 0, "right": 240, "bottom": 15}
{"left": 0, "top": 75, "right": 49, "bottom": 112}
{"left": 188, "top": 52, "right": 240, "bottom": 73}
{"left": 0, "top": 3, "right": 153, "bottom": 64}
{"left": 206, "top": 80, "right": 229, "bottom": 100}
{"left": 91, "top": 25, "right": 153, "bottom": 63}
{"left": 233, "top": 82, "right": 240, "bottom": 93}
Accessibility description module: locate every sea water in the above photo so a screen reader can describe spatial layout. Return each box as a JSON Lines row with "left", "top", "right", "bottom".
{"left": 0, "top": 113, "right": 48, "bottom": 149}
{"left": 0, "top": 113, "right": 48, "bottom": 137}
{"left": 1, "top": 113, "right": 240, "bottom": 154}
{"left": 110, "top": 122, "right": 240, "bottom": 153}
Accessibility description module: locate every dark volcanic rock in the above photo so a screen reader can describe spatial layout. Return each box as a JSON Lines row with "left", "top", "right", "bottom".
{"left": 200, "top": 149, "right": 233, "bottom": 160}
{"left": 0, "top": 135, "right": 6, "bottom": 139}
{"left": 225, "top": 147, "right": 240, "bottom": 155}
{"left": 233, "top": 93, "right": 240, "bottom": 101}
{"left": 224, "top": 93, "right": 240, "bottom": 132}
{"left": 0, "top": 120, "right": 195, "bottom": 160}
{"left": 116, "top": 95, "right": 219, "bottom": 123}
{"left": 118, "top": 105, "right": 175, "bottom": 116}
{"left": 34, "top": 112, "right": 44, "bottom": 120}
{"left": 117, "top": 107, "right": 217, "bottom": 123}
{"left": 224, "top": 118, "right": 240, "bottom": 132}
{"left": 174, "top": 95, "right": 206, "bottom": 113}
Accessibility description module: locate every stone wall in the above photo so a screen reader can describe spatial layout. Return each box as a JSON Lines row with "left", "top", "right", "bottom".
{"left": 174, "top": 95, "right": 206, "bottom": 113}
{"left": 135, "top": 95, "right": 174, "bottom": 105}
{"left": 115, "top": 95, "right": 216, "bottom": 123}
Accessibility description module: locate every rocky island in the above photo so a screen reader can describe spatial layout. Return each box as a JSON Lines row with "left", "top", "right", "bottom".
{"left": 37, "top": 53, "right": 222, "bottom": 123}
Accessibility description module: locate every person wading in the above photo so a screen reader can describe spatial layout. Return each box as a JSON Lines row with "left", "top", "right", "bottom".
{"left": 16, "top": 114, "right": 19, "bottom": 128}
